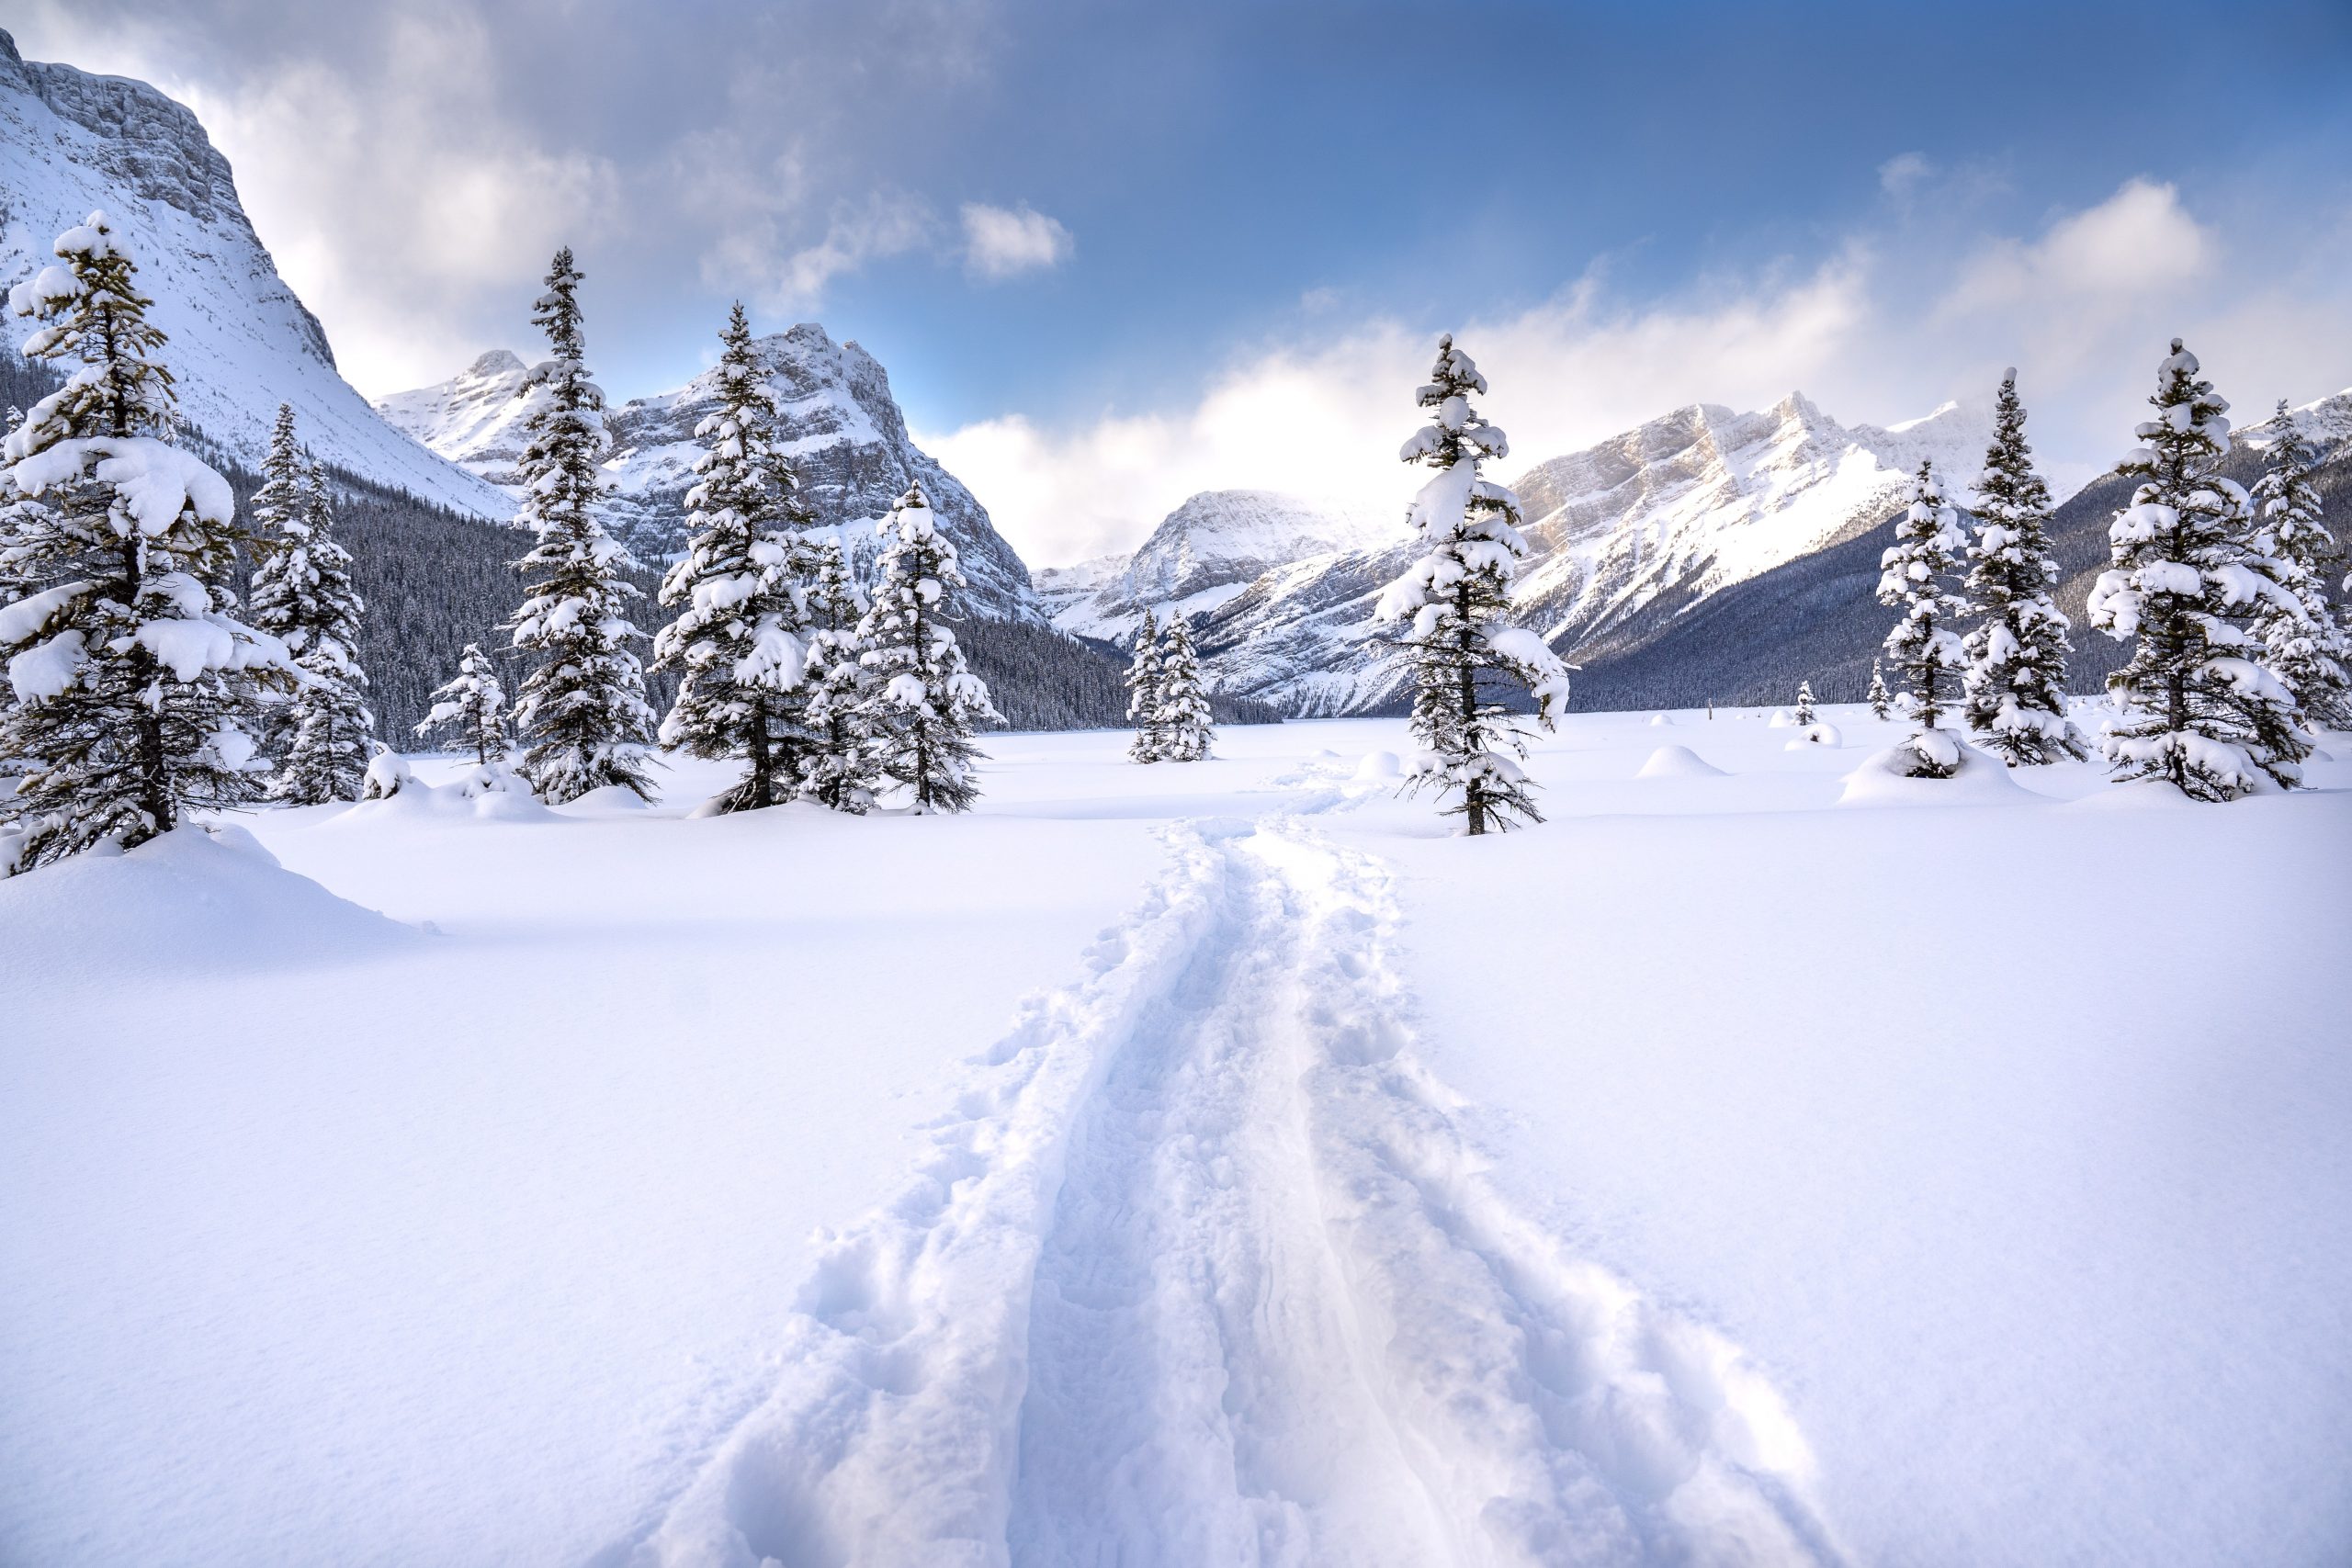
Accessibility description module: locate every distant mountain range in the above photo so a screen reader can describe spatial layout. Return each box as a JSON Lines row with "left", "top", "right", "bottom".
{"left": 5, "top": 24, "right": 2342, "bottom": 728}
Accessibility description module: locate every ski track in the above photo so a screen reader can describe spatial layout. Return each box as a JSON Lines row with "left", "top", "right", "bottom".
{"left": 610, "top": 816, "right": 1846, "bottom": 1568}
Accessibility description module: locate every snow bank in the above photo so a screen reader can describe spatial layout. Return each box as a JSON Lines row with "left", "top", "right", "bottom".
{"left": 1637, "top": 744, "right": 1729, "bottom": 779}
{"left": 335, "top": 761, "right": 551, "bottom": 824}
{"left": 1837, "top": 738, "right": 2031, "bottom": 807}
{"left": 1785, "top": 722, "right": 1843, "bottom": 750}
{"left": 0, "top": 823, "right": 414, "bottom": 987}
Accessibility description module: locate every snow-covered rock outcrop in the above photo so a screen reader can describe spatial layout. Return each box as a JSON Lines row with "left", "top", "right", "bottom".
{"left": 1190, "top": 391, "right": 1995, "bottom": 716}
{"left": 379, "top": 324, "right": 1041, "bottom": 620}
{"left": 1036, "top": 489, "right": 1390, "bottom": 643}
{"left": 0, "top": 29, "right": 509, "bottom": 518}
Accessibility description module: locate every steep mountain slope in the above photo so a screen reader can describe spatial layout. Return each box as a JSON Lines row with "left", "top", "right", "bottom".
{"left": 0, "top": 29, "right": 505, "bottom": 518}
{"left": 379, "top": 325, "right": 1040, "bottom": 621}
{"left": 1190, "top": 392, "right": 1991, "bottom": 716}
{"left": 1566, "top": 386, "right": 2352, "bottom": 710}
{"left": 1037, "top": 490, "right": 1392, "bottom": 641}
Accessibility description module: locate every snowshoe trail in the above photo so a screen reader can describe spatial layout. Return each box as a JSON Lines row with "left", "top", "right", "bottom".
{"left": 619, "top": 820, "right": 1843, "bottom": 1568}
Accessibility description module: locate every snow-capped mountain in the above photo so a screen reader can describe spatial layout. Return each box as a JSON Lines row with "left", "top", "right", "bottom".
{"left": 379, "top": 324, "right": 1040, "bottom": 620}
{"left": 0, "top": 29, "right": 507, "bottom": 518}
{"left": 1036, "top": 490, "right": 1392, "bottom": 642}
{"left": 1191, "top": 391, "right": 1994, "bottom": 716}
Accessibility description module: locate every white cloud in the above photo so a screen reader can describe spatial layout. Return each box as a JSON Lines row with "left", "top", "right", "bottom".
{"left": 1879, "top": 152, "right": 1934, "bottom": 197}
{"left": 959, "top": 202, "right": 1074, "bottom": 281}
{"left": 933, "top": 179, "right": 2352, "bottom": 570}
{"left": 733, "top": 191, "right": 935, "bottom": 316}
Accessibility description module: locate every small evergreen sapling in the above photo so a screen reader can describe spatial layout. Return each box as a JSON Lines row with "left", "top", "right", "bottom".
{"left": 1961, "top": 370, "right": 2085, "bottom": 765}
{"left": 1792, "top": 681, "right": 1816, "bottom": 728}
{"left": 506, "top": 247, "right": 657, "bottom": 803}
{"left": 2247, "top": 400, "right": 2349, "bottom": 729}
{"left": 1125, "top": 608, "right": 1166, "bottom": 762}
{"left": 1375, "top": 334, "right": 1571, "bottom": 834}
{"left": 1156, "top": 614, "right": 1216, "bottom": 762}
{"left": 256, "top": 457, "right": 376, "bottom": 803}
{"left": 2088, "top": 340, "right": 2309, "bottom": 799}
{"left": 0, "top": 211, "right": 292, "bottom": 868}
{"left": 652, "top": 302, "right": 816, "bottom": 811}
{"left": 853, "top": 486, "right": 1001, "bottom": 812}
{"left": 1867, "top": 660, "right": 1892, "bottom": 720}
{"left": 415, "top": 641, "right": 509, "bottom": 766}
{"left": 1876, "top": 460, "right": 1971, "bottom": 776}
{"left": 800, "top": 535, "right": 877, "bottom": 811}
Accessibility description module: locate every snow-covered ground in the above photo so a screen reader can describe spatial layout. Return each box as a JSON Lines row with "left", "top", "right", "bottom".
{"left": 4, "top": 709, "right": 2347, "bottom": 1567}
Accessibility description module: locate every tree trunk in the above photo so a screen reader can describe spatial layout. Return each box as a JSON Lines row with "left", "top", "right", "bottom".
{"left": 747, "top": 694, "right": 773, "bottom": 809}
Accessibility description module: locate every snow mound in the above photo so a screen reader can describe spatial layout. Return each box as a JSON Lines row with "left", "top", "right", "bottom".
{"left": 558, "top": 783, "right": 654, "bottom": 814}
{"left": 336, "top": 762, "right": 551, "bottom": 824}
{"left": 1352, "top": 750, "right": 1404, "bottom": 783}
{"left": 2063, "top": 778, "right": 2200, "bottom": 811}
{"left": 0, "top": 823, "right": 414, "bottom": 987}
{"left": 1637, "top": 744, "right": 1728, "bottom": 779}
{"left": 1785, "top": 723, "right": 1844, "bottom": 750}
{"left": 1767, "top": 708, "right": 1797, "bottom": 728}
{"left": 1838, "top": 738, "right": 2033, "bottom": 807}
{"left": 1648, "top": 712, "right": 1675, "bottom": 727}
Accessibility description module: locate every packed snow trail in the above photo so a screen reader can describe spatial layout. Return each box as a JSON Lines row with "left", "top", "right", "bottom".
{"left": 620, "top": 819, "right": 1842, "bottom": 1568}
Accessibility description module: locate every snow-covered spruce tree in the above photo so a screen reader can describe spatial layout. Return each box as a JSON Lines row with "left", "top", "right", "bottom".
{"left": 652, "top": 302, "right": 817, "bottom": 812}
{"left": 1374, "top": 335, "right": 1571, "bottom": 834}
{"left": 1792, "top": 680, "right": 1816, "bottom": 728}
{"left": 414, "top": 640, "right": 508, "bottom": 765}
{"left": 2088, "top": 340, "right": 2309, "bottom": 798}
{"left": 255, "top": 457, "right": 376, "bottom": 803}
{"left": 1156, "top": 613, "right": 1216, "bottom": 761}
{"left": 1960, "top": 370, "right": 2085, "bottom": 765}
{"left": 2248, "top": 400, "right": 2349, "bottom": 729}
{"left": 853, "top": 485, "right": 1001, "bottom": 812}
{"left": 1867, "top": 659, "right": 1892, "bottom": 720}
{"left": 0, "top": 211, "right": 291, "bottom": 868}
{"left": 1124, "top": 607, "right": 1166, "bottom": 762}
{"left": 506, "top": 247, "right": 656, "bottom": 803}
{"left": 1875, "top": 459, "right": 1972, "bottom": 776}
{"left": 799, "top": 534, "right": 877, "bottom": 811}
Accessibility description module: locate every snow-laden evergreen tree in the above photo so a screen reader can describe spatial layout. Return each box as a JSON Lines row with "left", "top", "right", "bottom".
{"left": 1124, "top": 608, "right": 1166, "bottom": 762}
{"left": 853, "top": 485, "right": 1001, "bottom": 812}
{"left": 1875, "top": 459, "right": 1971, "bottom": 776}
{"left": 2088, "top": 340, "right": 2309, "bottom": 798}
{"left": 1374, "top": 334, "right": 1572, "bottom": 834}
{"left": 799, "top": 534, "right": 877, "bottom": 811}
{"left": 652, "top": 302, "right": 816, "bottom": 811}
{"left": 1867, "top": 659, "right": 1892, "bottom": 720}
{"left": 2247, "top": 400, "right": 2349, "bottom": 729}
{"left": 1792, "top": 680, "right": 1816, "bottom": 728}
{"left": 1960, "top": 370, "right": 2085, "bottom": 765}
{"left": 1156, "top": 613, "right": 1215, "bottom": 761}
{"left": 0, "top": 211, "right": 291, "bottom": 868}
{"left": 414, "top": 641, "right": 508, "bottom": 765}
{"left": 506, "top": 247, "right": 656, "bottom": 803}
{"left": 254, "top": 456, "right": 375, "bottom": 803}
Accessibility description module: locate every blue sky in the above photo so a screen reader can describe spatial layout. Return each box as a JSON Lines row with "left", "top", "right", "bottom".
{"left": 18, "top": 0, "right": 2352, "bottom": 560}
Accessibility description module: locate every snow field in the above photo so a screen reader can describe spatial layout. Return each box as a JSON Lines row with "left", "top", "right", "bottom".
{"left": 3, "top": 705, "right": 2347, "bottom": 1567}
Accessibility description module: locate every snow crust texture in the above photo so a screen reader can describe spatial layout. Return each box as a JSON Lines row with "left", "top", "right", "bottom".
{"left": 626, "top": 818, "right": 1837, "bottom": 1568}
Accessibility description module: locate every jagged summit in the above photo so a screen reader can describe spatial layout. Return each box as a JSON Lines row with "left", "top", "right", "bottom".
{"left": 1038, "top": 489, "right": 1391, "bottom": 642}
{"left": 379, "top": 324, "right": 1040, "bottom": 620}
{"left": 1185, "top": 390, "right": 1995, "bottom": 716}
{"left": 0, "top": 28, "right": 506, "bottom": 515}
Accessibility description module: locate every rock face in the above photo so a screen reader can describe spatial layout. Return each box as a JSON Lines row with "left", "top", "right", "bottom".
{"left": 0, "top": 28, "right": 508, "bottom": 517}
{"left": 1184, "top": 391, "right": 1995, "bottom": 716}
{"left": 1036, "top": 490, "right": 1390, "bottom": 643}
{"left": 379, "top": 324, "right": 1041, "bottom": 621}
